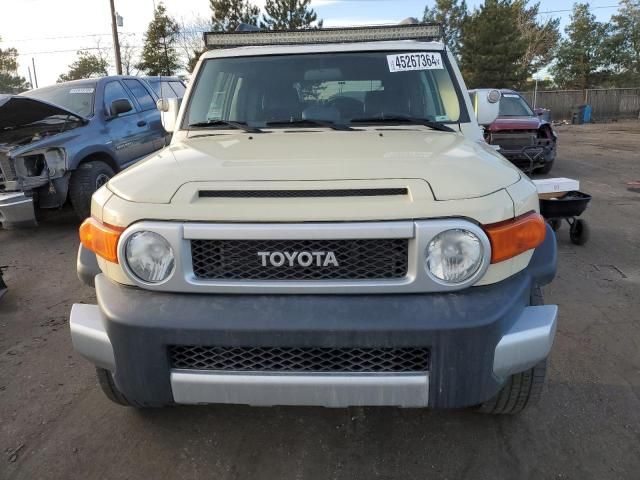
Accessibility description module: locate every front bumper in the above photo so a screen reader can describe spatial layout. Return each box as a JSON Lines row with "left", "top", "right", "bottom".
{"left": 70, "top": 226, "right": 558, "bottom": 409}
{"left": 497, "top": 143, "right": 556, "bottom": 170}
{"left": 0, "top": 192, "right": 36, "bottom": 229}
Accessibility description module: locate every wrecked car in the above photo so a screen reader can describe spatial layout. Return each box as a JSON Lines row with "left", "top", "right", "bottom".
{"left": 0, "top": 76, "right": 167, "bottom": 228}
{"left": 481, "top": 89, "right": 557, "bottom": 174}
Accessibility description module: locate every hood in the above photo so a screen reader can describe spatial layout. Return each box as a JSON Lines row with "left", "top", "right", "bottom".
{"left": 107, "top": 129, "right": 521, "bottom": 204}
{"left": 488, "top": 116, "right": 541, "bottom": 132}
{"left": 0, "top": 95, "right": 86, "bottom": 130}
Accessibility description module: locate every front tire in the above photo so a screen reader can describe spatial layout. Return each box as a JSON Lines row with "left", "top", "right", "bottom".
{"left": 69, "top": 161, "right": 115, "bottom": 220}
{"left": 96, "top": 368, "right": 132, "bottom": 406}
{"left": 537, "top": 159, "right": 555, "bottom": 175}
{"left": 477, "top": 360, "right": 548, "bottom": 415}
{"left": 478, "top": 287, "right": 548, "bottom": 414}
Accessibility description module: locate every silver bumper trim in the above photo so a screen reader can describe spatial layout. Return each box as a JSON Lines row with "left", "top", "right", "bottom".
{"left": 493, "top": 305, "right": 558, "bottom": 378}
{"left": 69, "top": 303, "right": 115, "bottom": 371}
{"left": 170, "top": 370, "right": 430, "bottom": 407}
{"left": 0, "top": 192, "right": 36, "bottom": 228}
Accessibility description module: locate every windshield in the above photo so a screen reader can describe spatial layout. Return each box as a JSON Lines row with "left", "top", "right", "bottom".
{"left": 499, "top": 93, "right": 534, "bottom": 117}
{"left": 24, "top": 83, "right": 95, "bottom": 117}
{"left": 185, "top": 51, "right": 464, "bottom": 129}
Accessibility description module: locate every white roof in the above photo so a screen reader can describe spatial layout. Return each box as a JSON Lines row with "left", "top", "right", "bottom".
{"left": 201, "top": 41, "right": 446, "bottom": 60}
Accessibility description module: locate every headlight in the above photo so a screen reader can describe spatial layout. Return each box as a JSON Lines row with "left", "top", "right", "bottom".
{"left": 125, "top": 231, "right": 175, "bottom": 283}
{"left": 426, "top": 229, "right": 483, "bottom": 283}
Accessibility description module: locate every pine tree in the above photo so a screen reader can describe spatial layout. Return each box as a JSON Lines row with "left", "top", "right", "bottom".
{"left": 136, "top": 3, "right": 181, "bottom": 76}
{"left": 605, "top": 0, "right": 640, "bottom": 85}
{"left": 58, "top": 50, "right": 109, "bottom": 83}
{"left": 210, "top": 0, "right": 260, "bottom": 32}
{"left": 459, "top": 0, "right": 529, "bottom": 88}
{"left": 261, "top": 0, "right": 323, "bottom": 30}
{"left": 0, "top": 37, "right": 29, "bottom": 93}
{"left": 423, "top": 0, "right": 468, "bottom": 58}
{"left": 551, "top": 3, "right": 610, "bottom": 89}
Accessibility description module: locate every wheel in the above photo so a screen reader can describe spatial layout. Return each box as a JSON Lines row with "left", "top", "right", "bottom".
{"left": 570, "top": 219, "right": 590, "bottom": 245}
{"left": 478, "top": 287, "right": 547, "bottom": 414}
{"left": 548, "top": 218, "right": 561, "bottom": 232}
{"left": 68, "top": 161, "right": 115, "bottom": 220}
{"left": 96, "top": 368, "right": 133, "bottom": 406}
{"left": 477, "top": 360, "right": 548, "bottom": 415}
{"left": 537, "top": 159, "right": 555, "bottom": 175}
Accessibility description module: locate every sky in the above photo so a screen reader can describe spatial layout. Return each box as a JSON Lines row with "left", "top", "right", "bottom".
{"left": 0, "top": 0, "right": 622, "bottom": 87}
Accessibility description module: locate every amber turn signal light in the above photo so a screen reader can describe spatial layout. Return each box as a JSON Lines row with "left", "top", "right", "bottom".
{"left": 483, "top": 212, "right": 546, "bottom": 264}
{"left": 79, "top": 217, "right": 125, "bottom": 263}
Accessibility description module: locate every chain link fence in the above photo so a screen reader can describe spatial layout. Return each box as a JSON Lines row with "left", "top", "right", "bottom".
{"left": 519, "top": 88, "right": 640, "bottom": 121}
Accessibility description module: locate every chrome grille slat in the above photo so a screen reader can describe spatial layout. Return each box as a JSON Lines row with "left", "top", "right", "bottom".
{"left": 170, "top": 345, "right": 430, "bottom": 373}
{"left": 191, "top": 238, "right": 409, "bottom": 280}
{"left": 0, "top": 153, "right": 16, "bottom": 183}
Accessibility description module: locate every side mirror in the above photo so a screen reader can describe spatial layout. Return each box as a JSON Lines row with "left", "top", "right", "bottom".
{"left": 157, "top": 97, "right": 180, "bottom": 133}
{"left": 534, "top": 108, "right": 545, "bottom": 117}
{"left": 469, "top": 89, "right": 501, "bottom": 126}
{"left": 110, "top": 98, "right": 133, "bottom": 117}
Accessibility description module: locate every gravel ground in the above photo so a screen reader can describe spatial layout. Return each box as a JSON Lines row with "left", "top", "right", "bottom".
{"left": 1, "top": 121, "right": 639, "bottom": 480}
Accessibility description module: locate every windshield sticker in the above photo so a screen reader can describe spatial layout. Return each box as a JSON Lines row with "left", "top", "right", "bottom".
{"left": 387, "top": 52, "right": 443, "bottom": 73}
{"left": 435, "top": 115, "right": 450, "bottom": 122}
{"left": 69, "top": 88, "right": 94, "bottom": 94}
{"left": 503, "top": 94, "right": 520, "bottom": 98}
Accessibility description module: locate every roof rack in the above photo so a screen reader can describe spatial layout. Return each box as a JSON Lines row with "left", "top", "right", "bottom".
{"left": 203, "top": 23, "right": 443, "bottom": 50}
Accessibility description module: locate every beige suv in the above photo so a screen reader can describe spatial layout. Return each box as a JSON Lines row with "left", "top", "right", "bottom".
{"left": 69, "top": 24, "right": 557, "bottom": 414}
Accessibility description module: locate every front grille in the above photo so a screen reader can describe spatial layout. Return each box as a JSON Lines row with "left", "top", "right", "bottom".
{"left": 170, "top": 345, "right": 430, "bottom": 373}
{"left": 198, "top": 188, "right": 408, "bottom": 198}
{"left": 490, "top": 132, "right": 537, "bottom": 149}
{"left": 191, "top": 238, "right": 409, "bottom": 280}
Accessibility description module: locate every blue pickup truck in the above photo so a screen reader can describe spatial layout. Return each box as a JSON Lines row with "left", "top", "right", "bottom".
{"left": 0, "top": 76, "right": 169, "bottom": 228}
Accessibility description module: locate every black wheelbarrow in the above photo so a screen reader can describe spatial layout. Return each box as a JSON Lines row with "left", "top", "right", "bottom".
{"left": 539, "top": 191, "right": 592, "bottom": 245}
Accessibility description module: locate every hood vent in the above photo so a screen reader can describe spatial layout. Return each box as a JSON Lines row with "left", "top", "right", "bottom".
{"left": 199, "top": 188, "right": 408, "bottom": 198}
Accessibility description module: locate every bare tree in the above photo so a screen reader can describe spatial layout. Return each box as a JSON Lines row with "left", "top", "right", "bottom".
{"left": 513, "top": 0, "right": 560, "bottom": 76}
{"left": 119, "top": 34, "right": 139, "bottom": 75}
{"left": 176, "top": 15, "right": 213, "bottom": 72}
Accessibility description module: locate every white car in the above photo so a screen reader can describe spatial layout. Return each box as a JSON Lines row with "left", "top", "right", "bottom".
{"left": 70, "top": 23, "right": 557, "bottom": 414}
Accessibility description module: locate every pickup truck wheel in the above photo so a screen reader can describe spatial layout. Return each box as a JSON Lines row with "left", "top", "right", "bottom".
{"left": 477, "top": 287, "right": 548, "bottom": 414}
{"left": 69, "top": 161, "right": 115, "bottom": 220}
{"left": 537, "top": 159, "right": 554, "bottom": 175}
{"left": 96, "top": 368, "right": 133, "bottom": 406}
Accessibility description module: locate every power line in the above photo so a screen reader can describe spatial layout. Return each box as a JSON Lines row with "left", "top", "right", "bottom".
{"left": 1, "top": 32, "right": 144, "bottom": 43}
{"left": 14, "top": 45, "right": 187, "bottom": 56}
{"left": 2, "top": 3, "right": 624, "bottom": 45}
{"left": 538, "top": 4, "right": 620, "bottom": 14}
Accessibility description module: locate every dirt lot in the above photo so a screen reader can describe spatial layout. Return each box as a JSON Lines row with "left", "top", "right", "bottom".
{"left": 1, "top": 121, "right": 639, "bottom": 480}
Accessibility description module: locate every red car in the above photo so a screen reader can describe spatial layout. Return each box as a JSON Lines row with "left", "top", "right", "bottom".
{"left": 483, "top": 89, "right": 557, "bottom": 174}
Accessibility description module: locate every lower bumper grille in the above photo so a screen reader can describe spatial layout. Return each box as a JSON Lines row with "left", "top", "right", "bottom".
{"left": 191, "top": 238, "right": 409, "bottom": 281}
{"left": 169, "top": 346, "right": 430, "bottom": 373}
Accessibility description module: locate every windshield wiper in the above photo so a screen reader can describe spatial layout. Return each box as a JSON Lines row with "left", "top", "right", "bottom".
{"left": 350, "top": 115, "right": 455, "bottom": 132}
{"left": 188, "top": 120, "right": 263, "bottom": 133}
{"left": 266, "top": 119, "right": 354, "bottom": 131}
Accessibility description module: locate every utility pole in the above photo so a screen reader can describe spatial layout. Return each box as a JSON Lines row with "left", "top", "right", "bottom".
{"left": 27, "top": 66, "right": 34, "bottom": 90}
{"left": 31, "top": 58, "right": 38, "bottom": 88}
{"left": 109, "top": 0, "right": 123, "bottom": 74}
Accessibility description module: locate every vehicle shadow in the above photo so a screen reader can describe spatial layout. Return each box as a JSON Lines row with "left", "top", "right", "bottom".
{"left": 114, "top": 378, "right": 639, "bottom": 480}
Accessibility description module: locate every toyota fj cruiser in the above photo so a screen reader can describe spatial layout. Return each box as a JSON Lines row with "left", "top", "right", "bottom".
{"left": 69, "top": 24, "right": 558, "bottom": 414}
